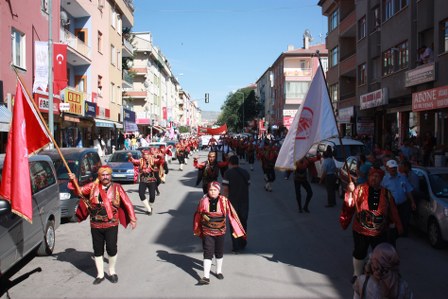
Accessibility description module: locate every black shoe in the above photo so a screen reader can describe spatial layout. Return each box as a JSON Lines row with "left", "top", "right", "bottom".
{"left": 351, "top": 275, "right": 358, "bottom": 284}
{"left": 146, "top": 211, "right": 152, "bottom": 216}
{"left": 93, "top": 277, "right": 105, "bottom": 285}
{"left": 198, "top": 277, "right": 210, "bottom": 285}
{"left": 303, "top": 208, "right": 310, "bottom": 213}
{"left": 232, "top": 250, "right": 239, "bottom": 255}
{"left": 217, "top": 273, "right": 224, "bottom": 280}
{"left": 325, "top": 204, "right": 335, "bottom": 208}
{"left": 156, "top": 190, "right": 160, "bottom": 196}
{"left": 110, "top": 274, "right": 118, "bottom": 283}
{"left": 298, "top": 209, "right": 303, "bottom": 213}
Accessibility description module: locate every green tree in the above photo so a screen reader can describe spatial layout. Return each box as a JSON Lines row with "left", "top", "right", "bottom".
{"left": 217, "top": 88, "right": 262, "bottom": 133}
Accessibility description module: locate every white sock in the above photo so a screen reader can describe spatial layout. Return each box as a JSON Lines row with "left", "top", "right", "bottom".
{"left": 142, "top": 199, "right": 152, "bottom": 213}
{"left": 216, "top": 258, "right": 223, "bottom": 274}
{"left": 203, "top": 259, "right": 212, "bottom": 279}
{"left": 353, "top": 257, "right": 364, "bottom": 277}
{"left": 109, "top": 254, "right": 117, "bottom": 275}
{"left": 94, "top": 256, "right": 104, "bottom": 278}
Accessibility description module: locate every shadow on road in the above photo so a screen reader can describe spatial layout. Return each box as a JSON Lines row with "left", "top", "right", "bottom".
{"left": 156, "top": 250, "right": 202, "bottom": 281}
{"left": 54, "top": 248, "right": 96, "bottom": 278}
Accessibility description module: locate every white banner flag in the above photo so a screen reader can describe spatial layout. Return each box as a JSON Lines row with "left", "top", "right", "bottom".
{"left": 33, "top": 41, "right": 49, "bottom": 93}
{"left": 275, "top": 66, "right": 338, "bottom": 170}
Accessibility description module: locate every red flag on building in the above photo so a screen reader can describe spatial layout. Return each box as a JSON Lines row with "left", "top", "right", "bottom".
{"left": 53, "top": 43, "right": 68, "bottom": 95}
{"left": 0, "top": 79, "right": 52, "bottom": 223}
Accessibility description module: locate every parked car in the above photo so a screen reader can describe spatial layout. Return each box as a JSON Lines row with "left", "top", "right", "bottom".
{"left": 40, "top": 148, "right": 101, "bottom": 221}
{"left": 336, "top": 156, "right": 359, "bottom": 198}
{"left": 106, "top": 150, "right": 141, "bottom": 183}
{"left": 0, "top": 154, "right": 61, "bottom": 276}
{"left": 307, "top": 137, "right": 368, "bottom": 180}
{"left": 411, "top": 166, "right": 448, "bottom": 248}
{"left": 166, "top": 140, "right": 178, "bottom": 161}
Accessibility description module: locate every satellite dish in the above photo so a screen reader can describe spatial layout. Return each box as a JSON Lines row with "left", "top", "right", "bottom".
{"left": 60, "top": 11, "right": 70, "bottom": 26}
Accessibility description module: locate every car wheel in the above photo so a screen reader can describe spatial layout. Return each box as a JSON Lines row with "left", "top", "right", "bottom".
{"left": 37, "top": 220, "right": 56, "bottom": 256}
{"left": 428, "top": 219, "right": 444, "bottom": 249}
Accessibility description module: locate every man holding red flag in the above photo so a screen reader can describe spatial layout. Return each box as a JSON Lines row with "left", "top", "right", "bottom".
{"left": 0, "top": 79, "right": 52, "bottom": 222}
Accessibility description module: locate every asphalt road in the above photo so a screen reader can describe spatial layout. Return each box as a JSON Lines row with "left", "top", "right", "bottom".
{"left": 2, "top": 150, "right": 448, "bottom": 298}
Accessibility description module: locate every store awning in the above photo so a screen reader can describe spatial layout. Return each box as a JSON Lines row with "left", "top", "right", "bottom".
{"left": 125, "top": 121, "right": 138, "bottom": 132}
{"left": 95, "top": 119, "right": 115, "bottom": 128}
{"left": 152, "top": 125, "right": 166, "bottom": 132}
{"left": 0, "top": 105, "right": 12, "bottom": 132}
{"left": 115, "top": 122, "right": 123, "bottom": 129}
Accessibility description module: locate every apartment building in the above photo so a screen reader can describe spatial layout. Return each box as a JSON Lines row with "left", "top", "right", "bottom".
{"left": 319, "top": 0, "right": 448, "bottom": 158}
{"left": 256, "top": 33, "right": 328, "bottom": 132}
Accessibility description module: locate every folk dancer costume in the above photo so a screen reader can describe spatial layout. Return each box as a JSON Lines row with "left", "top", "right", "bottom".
{"left": 129, "top": 150, "right": 160, "bottom": 215}
{"left": 244, "top": 138, "right": 256, "bottom": 171}
{"left": 259, "top": 142, "right": 278, "bottom": 192}
{"left": 193, "top": 181, "right": 246, "bottom": 285}
{"left": 193, "top": 152, "right": 228, "bottom": 194}
{"left": 69, "top": 165, "right": 137, "bottom": 284}
{"left": 339, "top": 167, "right": 403, "bottom": 282}
{"left": 176, "top": 141, "right": 187, "bottom": 171}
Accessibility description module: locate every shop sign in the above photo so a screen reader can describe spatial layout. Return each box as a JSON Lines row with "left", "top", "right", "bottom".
{"left": 405, "top": 62, "right": 435, "bottom": 87}
{"left": 283, "top": 109, "right": 297, "bottom": 117}
{"left": 337, "top": 106, "right": 354, "bottom": 123}
{"left": 65, "top": 89, "right": 84, "bottom": 116}
{"left": 123, "top": 108, "right": 135, "bottom": 122}
{"left": 356, "top": 120, "right": 374, "bottom": 136}
{"left": 84, "top": 101, "right": 97, "bottom": 118}
{"left": 59, "top": 103, "right": 70, "bottom": 111}
{"left": 412, "top": 85, "right": 448, "bottom": 112}
{"left": 33, "top": 92, "right": 60, "bottom": 114}
{"left": 96, "top": 106, "right": 110, "bottom": 118}
{"left": 360, "top": 88, "right": 388, "bottom": 110}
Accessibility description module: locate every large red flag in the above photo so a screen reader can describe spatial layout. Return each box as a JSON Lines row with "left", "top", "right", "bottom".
{"left": 0, "top": 80, "right": 52, "bottom": 222}
{"left": 53, "top": 43, "right": 68, "bottom": 95}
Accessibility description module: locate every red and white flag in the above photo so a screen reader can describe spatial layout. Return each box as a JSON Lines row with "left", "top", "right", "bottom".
{"left": 0, "top": 79, "right": 52, "bottom": 223}
{"left": 53, "top": 43, "right": 68, "bottom": 95}
{"left": 275, "top": 66, "right": 338, "bottom": 170}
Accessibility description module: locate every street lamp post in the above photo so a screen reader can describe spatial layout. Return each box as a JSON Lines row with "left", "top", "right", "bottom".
{"left": 235, "top": 91, "right": 245, "bottom": 133}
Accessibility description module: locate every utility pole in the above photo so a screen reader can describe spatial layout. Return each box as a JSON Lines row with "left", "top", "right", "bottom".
{"left": 48, "top": 0, "right": 54, "bottom": 147}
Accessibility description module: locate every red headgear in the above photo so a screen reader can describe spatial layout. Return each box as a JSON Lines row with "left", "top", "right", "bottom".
{"left": 208, "top": 181, "right": 221, "bottom": 192}
{"left": 369, "top": 167, "right": 385, "bottom": 179}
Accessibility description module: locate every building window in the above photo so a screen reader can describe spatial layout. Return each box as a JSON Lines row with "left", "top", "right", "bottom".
{"left": 111, "top": 8, "right": 117, "bottom": 29}
{"left": 75, "top": 76, "right": 87, "bottom": 92}
{"left": 111, "top": 82, "right": 115, "bottom": 103}
{"left": 98, "top": 31, "right": 103, "bottom": 53}
{"left": 111, "top": 44, "right": 116, "bottom": 66}
{"left": 440, "top": 19, "right": 448, "bottom": 53}
{"left": 330, "top": 47, "right": 339, "bottom": 67}
{"left": 117, "top": 14, "right": 122, "bottom": 35}
{"left": 329, "top": 83, "right": 338, "bottom": 103}
{"left": 371, "top": 6, "right": 380, "bottom": 31}
{"left": 383, "top": 0, "right": 394, "bottom": 22}
{"left": 12, "top": 28, "right": 26, "bottom": 69}
{"left": 358, "top": 63, "right": 366, "bottom": 85}
{"left": 382, "top": 49, "right": 394, "bottom": 76}
{"left": 397, "top": 40, "right": 408, "bottom": 70}
{"left": 41, "top": 0, "right": 49, "bottom": 13}
{"left": 397, "top": 0, "right": 409, "bottom": 11}
{"left": 358, "top": 16, "right": 367, "bottom": 40}
{"left": 97, "top": 75, "right": 103, "bottom": 97}
{"left": 372, "top": 57, "right": 381, "bottom": 81}
{"left": 330, "top": 9, "right": 339, "bottom": 32}
{"left": 117, "top": 85, "right": 121, "bottom": 104}
{"left": 285, "top": 81, "right": 310, "bottom": 99}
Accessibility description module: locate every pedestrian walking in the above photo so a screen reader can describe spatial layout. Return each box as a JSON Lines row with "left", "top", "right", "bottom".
{"left": 128, "top": 150, "right": 160, "bottom": 215}
{"left": 222, "top": 155, "right": 250, "bottom": 253}
{"left": 320, "top": 148, "right": 337, "bottom": 207}
{"left": 68, "top": 166, "right": 137, "bottom": 285}
{"left": 293, "top": 156, "right": 320, "bottom": 213}
{"left": 339, "top": 167, "right": 403, "bottom": 284}
{"left": 353, "top": 242, "right": 413, "bottom": 299}
{"left": 193, "top": 181, "right": 246, "bottom": 285}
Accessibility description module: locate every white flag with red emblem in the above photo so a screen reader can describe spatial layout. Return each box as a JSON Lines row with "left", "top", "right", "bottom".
{"left": 275, "top": 66, "right": 338, "bottom": 170}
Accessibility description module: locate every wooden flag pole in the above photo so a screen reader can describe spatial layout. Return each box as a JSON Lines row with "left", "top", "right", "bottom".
{"left": 315, "top": 51, "right": 352, "bottom": 184}
{"left": 12, "top": 67, "right": 87, "bottom": 199}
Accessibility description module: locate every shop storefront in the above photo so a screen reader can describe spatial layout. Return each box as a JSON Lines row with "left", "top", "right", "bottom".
{"left": 337, "top": 106, "right": 355, "bottom": 137}
{"left": 33, "top": 91, "right": 62, "bottom": 146}
{"left": 412, "top": 85, "right": 448, "bottom": 166}
{"left": 124, "top": 108, "right": 138, "bottom": 135}
{"left": 360, "top": 88, "right": 389, "bottom": 148}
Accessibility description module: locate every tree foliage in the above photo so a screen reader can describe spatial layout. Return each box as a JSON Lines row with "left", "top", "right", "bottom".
{"left": 217, "top": 88, "right": 262, "bottom": 133}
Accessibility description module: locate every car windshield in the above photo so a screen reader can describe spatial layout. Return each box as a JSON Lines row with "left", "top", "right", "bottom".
{"left": 333, "top": 145, "right": 367, "bottom": 162}
{"left": 54, "top": 160, "right": 78, "bottom": 180}
{"left": 109, "top": 152, "right": 139, "bottom": 162}
{"left": 429, "top": 173, "right": 448, "bottom": 198}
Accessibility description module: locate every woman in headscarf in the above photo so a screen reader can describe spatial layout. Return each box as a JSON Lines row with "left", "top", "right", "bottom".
{"left": 353, "top": 242, "right": 413, "bottom": 299}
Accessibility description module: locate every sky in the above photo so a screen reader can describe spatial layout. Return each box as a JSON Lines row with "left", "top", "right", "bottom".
{"left": 132, "top": 0, "right": 327, "bottom": 112}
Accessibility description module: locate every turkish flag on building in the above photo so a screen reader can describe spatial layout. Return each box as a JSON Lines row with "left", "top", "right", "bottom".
{"left": 53, "top": 43, "right": 68, "bottom": 95}
{"left": 0, "top": 79, "right": 52, "bottom": 223}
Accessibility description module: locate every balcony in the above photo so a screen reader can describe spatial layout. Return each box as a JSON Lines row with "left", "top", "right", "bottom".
{"left": 122, "top": 90, "right": 148, "bottom": 99}
{"left": 284, "top": 68, "right": 313, "bottom": 78}
{"left": 339, "top": 10, "right": 356, "bottom": 38}
{"left": 122, "top": 38, "right": 134, "bottom": 57}
{"left": 131, "top": 67, "right": 148, "bottom": 76}
{"left": 122, "top": 70, "right": 133, "bottom": 88}
{"left": 60, "top": 28, "right": 91, "bottom": 65}
{"left": 339, "top": 53, "right": 356, "bottom": 77}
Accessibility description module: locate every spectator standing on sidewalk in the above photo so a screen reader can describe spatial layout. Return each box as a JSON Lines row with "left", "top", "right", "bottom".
{"left": 320, "top": 148, "right": 337, "bottom": 207}
{"left": 222, "top": 155, "right": 250, "bottom": 253}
